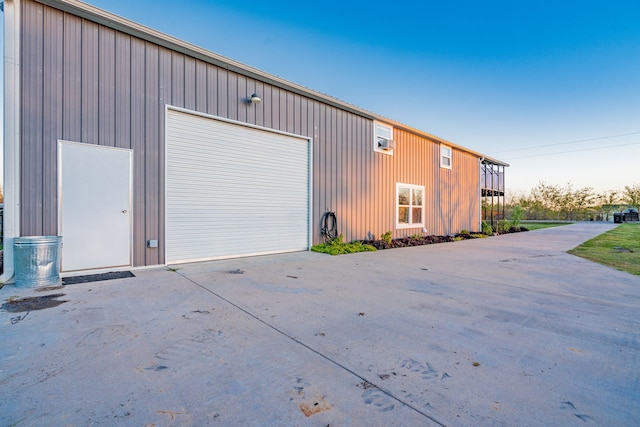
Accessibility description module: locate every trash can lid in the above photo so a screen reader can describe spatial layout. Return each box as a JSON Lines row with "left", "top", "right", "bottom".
{"left": 14, "top": 236, "right": 62, "bottom": 245}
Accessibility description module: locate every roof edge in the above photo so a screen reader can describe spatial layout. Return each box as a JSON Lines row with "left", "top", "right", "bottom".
{"left": 36, "top": 0, "right": 508, "bottom": 166}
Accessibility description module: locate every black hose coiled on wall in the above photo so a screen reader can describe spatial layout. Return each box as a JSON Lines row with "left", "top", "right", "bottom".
{"left": 321, "top": 211, "right": 338, "bottom": 242}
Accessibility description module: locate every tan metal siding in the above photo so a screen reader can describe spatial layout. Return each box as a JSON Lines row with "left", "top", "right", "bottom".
{"left": 437, "top": 149, "right": 480, "bottom": 235}
{"left": 20, "top": 0, "right": 484, "bottom": 267}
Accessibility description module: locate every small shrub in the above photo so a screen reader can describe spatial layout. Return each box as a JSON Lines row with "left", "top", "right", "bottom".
{"left": 311, "top": 234, "right": 377, "bottom": 255}
{"left": 460, "top": 229, "right": 470, "bottom": 235}
{"left": 381, "top": 231, "right": 393, "bottom": 244}
{"left": 496, "top": 220, "right": 510, "bottom": 234}
{"left": 509, "top": 205, "right": 524, "bottom": 229}
{"left": 481, "top": 220, "right": 493, "bottom": 235}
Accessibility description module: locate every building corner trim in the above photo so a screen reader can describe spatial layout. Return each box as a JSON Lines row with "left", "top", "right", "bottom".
{"left": 1, "top": 0, "right": 21, "bottom": 284}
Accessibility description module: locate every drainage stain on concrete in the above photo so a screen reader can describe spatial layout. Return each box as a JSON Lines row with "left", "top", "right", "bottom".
{"left": 292, "top": 377, "right": 332, "bottom": 417}
{"left": 299, "top": 396, "right": 331, "bottom": 417}
{"left": 2, "top": 293, "right": 68, "bottom": 313}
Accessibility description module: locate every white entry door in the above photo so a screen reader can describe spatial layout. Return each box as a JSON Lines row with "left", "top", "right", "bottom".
{"left": 59, "top": 141, "right": 132, "bottom": 272}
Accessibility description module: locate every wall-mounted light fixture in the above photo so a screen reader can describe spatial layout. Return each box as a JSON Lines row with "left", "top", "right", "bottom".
{"left": 249, "top": 93, "right": 262, "bottom": 105}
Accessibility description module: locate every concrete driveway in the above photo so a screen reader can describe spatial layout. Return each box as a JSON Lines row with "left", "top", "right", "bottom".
{"left": 1, "top": 222, "right": 638, "bottom": 426}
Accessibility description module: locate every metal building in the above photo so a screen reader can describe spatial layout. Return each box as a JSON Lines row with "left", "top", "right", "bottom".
{"left": 2, "top": 0, "right": 508, "bottom": 278}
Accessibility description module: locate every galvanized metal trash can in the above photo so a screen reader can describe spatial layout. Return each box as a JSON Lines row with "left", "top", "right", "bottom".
{"left": 14, "top": 236, "right": 62, "bottom": 288}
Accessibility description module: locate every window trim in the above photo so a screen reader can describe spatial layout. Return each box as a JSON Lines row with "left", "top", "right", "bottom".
{"left": 373, "top": 121, "right": 394, "bottom": 155}
{"left": 396, "top": 182, "right": 425, "bottom": 229}
{"left": 440, "top": 144, "right": 452, "bottom": 169}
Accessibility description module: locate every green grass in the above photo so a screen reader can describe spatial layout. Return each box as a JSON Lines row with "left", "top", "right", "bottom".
{"left": 522, "top": 221, "right": 572, "bottom": 231}
{"left": 311, "top": 235, "right": 377, "bottom": 255}
{"left": 568, "top": 223, "right": 640, "bottom": 275}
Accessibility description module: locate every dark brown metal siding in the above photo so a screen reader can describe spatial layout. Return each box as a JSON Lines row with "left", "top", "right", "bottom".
{"left": 20, "top": 0, "right": 482, "bottom": 266}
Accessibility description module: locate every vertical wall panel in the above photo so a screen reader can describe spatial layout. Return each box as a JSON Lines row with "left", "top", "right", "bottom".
{"left": 130, "top": 37, "right": 146, "bottom": 266}
{"left": 227, "top": 72, "right": 238, "bottom": 121}
{"left": 311, "top": 101, "right": 320, "bottom": 240}
{"left": 337, "top": 109, "right": 347, "bottom": 235}
{"left": 115, "top": 32, "right": 132, "bottom": 150}
{"left": 270, "top": 87, "right": 280, "bottom": 130}
{"left": 281, "top": 90, "right": 290, "bottom": 132}
{"left": 237, "top": 75, "right": 247, "bottom": 123}
{"left": 293, "top": 94, "right": 302, "bottom": 135}
{"left": 206, "top": 64, "right": 218, "bottom": 116}
{"left": 184, "top": 56, "right": 196, "bottom": 110}
{"left": 195, "top": 60, "right": 207, "bottom": 113}
{"left": 316, "top": 103, "right": 326, "bottom": 224}
{"left": 21, "top": 0, "right": 44, "bottom": 235}
{"left": 81, "top": 19, "right": 99, "bottom": 144}
{"left": 144, "top": 43, "right": 160, "bottom": 266}
{"left": 98, "top": 26, "right": 116, "bottom": 147}
{"left": 158, "top": 47, "right": 172, "bottom": 264}
{"left": 342, "top": 114, "right": 351, "bottom": 238}
{"left": 216, "top": 68, "right": 228, "bottom": 118}
{"left": 171, "top": 52, "right": 184, "bottom": 108}
{"left": 262, "top": 85, "right": 273, "bottom": 129}
{"left": 245, "top": 77, "right": 257, "bottom": 125}
{"left": 286, "top": 92, "right": 294, "bottom": 134}
{"left": 62, "top": 13, "right": 81, "bottom": 142}
{"left": 254, "top": 81, "right": 265, "bottom": 127}
{"left": 329, "top": 106, "right": 337, "bottom": 213}
{"left": 42, "top": 7, "right": 64, "bottom": 235}
{"left": 362, "top": 118, "right": 373, "bottom": 240}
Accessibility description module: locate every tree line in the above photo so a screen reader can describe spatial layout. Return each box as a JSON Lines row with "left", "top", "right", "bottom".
{"left": 506, "top": 182, "right": 640, "bottom": 221}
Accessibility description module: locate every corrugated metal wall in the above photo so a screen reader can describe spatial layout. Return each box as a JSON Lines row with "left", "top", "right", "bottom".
{"left": 20, "top": 0, "right": 481, "bottom": 267}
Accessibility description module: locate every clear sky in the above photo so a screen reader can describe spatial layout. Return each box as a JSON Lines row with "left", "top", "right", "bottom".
{"left": 3, "top": 0, "right": 640, "bottom": 197}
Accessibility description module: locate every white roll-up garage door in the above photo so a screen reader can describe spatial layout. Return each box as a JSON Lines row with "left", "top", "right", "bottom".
{"left": 166, "top": 109, "right": 311, "bottom": 263}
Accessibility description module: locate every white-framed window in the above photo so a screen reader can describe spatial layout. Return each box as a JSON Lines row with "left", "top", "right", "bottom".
{"left": 373, "top": 121, "right": 394, "bottom": 155}
{"left": 396, "top": 183, "right": 424, "bottom": 228}
{"left": 440, "top": 144, "right": 452, "bottom": 169}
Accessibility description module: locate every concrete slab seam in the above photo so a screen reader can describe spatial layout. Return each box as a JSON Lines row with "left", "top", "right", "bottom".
{"left": 175, "top": 270, "right": 448, "bottom": 427}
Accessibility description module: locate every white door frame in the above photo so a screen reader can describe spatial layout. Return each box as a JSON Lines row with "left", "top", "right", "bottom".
{"left": 58, "top": 141, "right": 133, "bottom": 273}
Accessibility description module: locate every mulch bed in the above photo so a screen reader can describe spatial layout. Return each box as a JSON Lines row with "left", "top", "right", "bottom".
{"left": 361, "top": 235, "right": 454, "bottom": 250}
{"left": 361, "top": 227, "right": 529, "bottom": 250}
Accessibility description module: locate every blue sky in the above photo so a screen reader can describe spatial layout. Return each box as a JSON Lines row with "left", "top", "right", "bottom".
{"left": 4, "top": 0, "right": 640, "bottom": 196}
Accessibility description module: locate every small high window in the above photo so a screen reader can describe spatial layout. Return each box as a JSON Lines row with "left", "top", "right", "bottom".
{"left": 396, "top": 183, "right": 424, "bottom": 228}
{"left": 440, "top": 145, "right": 452, "bottom": 169}
{"left": 373, "top": 122, "right": 394, "bottom": 155}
